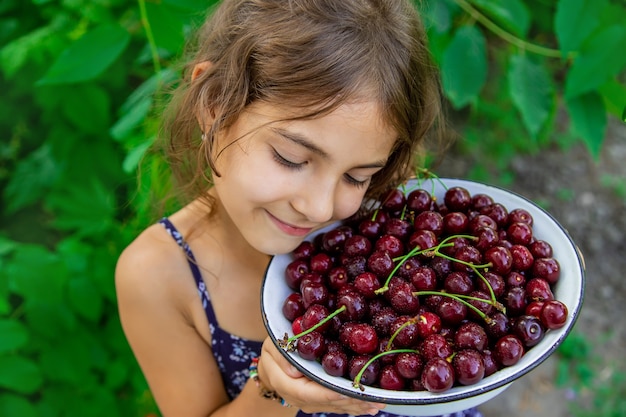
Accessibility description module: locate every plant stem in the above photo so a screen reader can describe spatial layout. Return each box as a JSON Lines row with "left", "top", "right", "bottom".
{"left": 353, "top": 348, "right": 419, "bottom": 391}
{"left": 454, "top": 0, "right": 576, "bottom": 59}
{"left": 387, "top": 317, "right": 418, "bottom": 349}
{"left": 415, "top": 290, "right": 493, "bottom": 324}
{"left": 279, "top": 305, "right": 346, "bottom": 351}
{"left": 137, "top": 0, "right": 162, "bottom": 75}
{"left": 430, "top": 250, "right": 498, "bottom": 305}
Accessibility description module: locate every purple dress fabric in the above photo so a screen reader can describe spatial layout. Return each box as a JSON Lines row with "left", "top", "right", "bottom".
{"left": 158, "top": 218, "right": 483, "bottom": 417}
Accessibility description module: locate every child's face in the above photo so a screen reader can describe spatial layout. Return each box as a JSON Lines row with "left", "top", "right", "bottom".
{"left": 211, "top": 100, "right": 397, "bottom": 255}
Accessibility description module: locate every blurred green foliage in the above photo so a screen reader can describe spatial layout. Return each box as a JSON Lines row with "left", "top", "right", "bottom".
{"left": 0, "top": 0, "right": 624, "bottom": 416}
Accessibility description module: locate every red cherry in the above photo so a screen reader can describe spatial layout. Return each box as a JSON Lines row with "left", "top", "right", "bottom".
{"left": 394, "top": 352, "right": 424, "bottom": 379}
{"left": 540, "top": 300, "right": 568, "bottom": 329}
{"left": 494, "top": 334, "right": 524, "bottom": 366}
{"left": 453, "top": 349, "right": 486, "bottom": 386}
{"left": 421, "top": 357, "right": 454, "bottom": 393}
{"left": 282, "top": 293, "right": 305, "bottom": 321}
{"left": 379, "top": 365, "right": 406, "bottom": 391}
{"left": 417, "top": 311, "right": 442, "bottom": 338}
{"left": 444, "top": 186, "right": 472, "bottom": 212}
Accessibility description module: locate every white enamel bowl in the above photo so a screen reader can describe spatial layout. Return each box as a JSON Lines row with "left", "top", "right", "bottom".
{"left": 261, "top": 178, "right": 585, "bottom": 416}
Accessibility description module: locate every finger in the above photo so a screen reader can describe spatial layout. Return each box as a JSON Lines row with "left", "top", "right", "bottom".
{"left": 288, "top": 377, "right": 386, "bottom": 415}
{"left": 260, "top": 339, "right": 386, "bottom": 415}
{"left": 261, "top": 339, "right": 303, "bottom": 378}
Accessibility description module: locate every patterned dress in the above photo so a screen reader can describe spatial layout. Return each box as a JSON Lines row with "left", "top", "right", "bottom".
{"left": 158, "top": 218, "right": 483, "bottom": 417}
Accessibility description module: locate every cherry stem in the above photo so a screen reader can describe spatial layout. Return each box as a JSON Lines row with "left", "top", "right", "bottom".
{"left": 414, "top": 290, "right": 493, "bottom": 325}
{"left": 376, "top": 234, "right": 479, "bottom": 296}
{"left": 352, "top": 348, "right": 419, "bottom": 391}
{"left": 280, "top": 305, "right": 347, "bottom": 351}
{"left": 400, "top": 204, "right": 408, "bottom": 221}
{"left": 412, "top": 169, "right": 449, "bottom": 196}
{"left": 375, "top": 244, "right": 433, "bottom": 294}
{"left": 386, "top": 317, "right": 418, "bottom": 349}
{"left": 427, "top": 250, "right": 499, "bottom": 306}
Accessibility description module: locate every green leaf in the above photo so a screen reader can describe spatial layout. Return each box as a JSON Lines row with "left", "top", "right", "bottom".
{"left": 565, "top": 25, "right": 626, "bottom": 98}
{"left": 39, "top": 339, "right": 94, "bottom": 384}
{"left": 0, "top": 236, "right": 17, "bottom": 256}
{"left": 0, "top": 265, "right": 9, "bottom": 315}
{"left": 2, "top": 144, "right": 60, "bottom": 215}
{"left": 119, "top": 68, "right": 178, "bottom": 114}
{"left": 507, "top": 54, "right": 554, "bottom": 138}
{"left": 66, "top": 387, "right": 119, "bottom": 417}
{"left": 598, "top": 79, "right": 626, "bottom": 118}
{"left": 61, "top": 84, "right": 111, "bottom": 134}
{"left": 104, "top": 358, "right": 129, "bottom": 389}
{"left": 470, "top": 0, "right": 530, "bottom": 37}
{"left": 0, "top": 355, "right": 43, "bottom": 394}
{"left": 24, "top": 303, "right": 78, "bottom": 339}
{"left": 0, "top": 24, "right": 56, "bottom": 79}
{"left": 56, "top": 238, "right": 90, "bottom": 275}
{"left": 422, "top": 0, "right": 457, "bottom": 33}
{"left": 0, "top": 393, "right": 38, "bottom": 417}
{"left": 110, "top": 97, "right": 152, "bottom": 141}
{"left": 555, "top": 0, "right": 603, "bottom": 55}
{"left": 6, "top": 244, "right": 67, "bottom": 304}
{"left": 111, "top": 68, "right": 178, "bottom": 142}
{"left": 44, "top": 177, "right": 116, "bottom": 237}
{"left": 90, "top": 246, "right": 119, "bottom": 302}
{"left": 0, "top": 319, "right": 29, "bottom": 354}
{"left": 123, "top": 138, "right": 154, "bottom": 174}
{"left": 441, "top": 25, "right": 487, "bottom": 109}
{"left": 145, "top": 2, "right": 186, "bottom": 53}
{"left": 67, "top": 276, "right": 104, "bottom": 322}
{"left": 38, "top": 384, "right": 119, "bottom": 417}
{"left": 50, "top": 129, "right": 125, "bottom": 191}
{"left": 566, "top": 92, "right": 607, "bottom": 159}
{"left": 162, "top": 0, "right": 218, "bottom": 11}
{"left": 37, "top": 24, "right": 130, "bottom": 85}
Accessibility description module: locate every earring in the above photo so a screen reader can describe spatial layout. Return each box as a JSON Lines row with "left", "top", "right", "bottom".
{"left": 201, "top": 133, "right": 207, "bottom": 141}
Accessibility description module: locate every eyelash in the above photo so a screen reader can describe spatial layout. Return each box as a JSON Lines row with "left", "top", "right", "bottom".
{"left": 345, "top": 175, "right": 369, "bottom": 189}
{"left": 272, "top": 149, "right": 304, "bottom": 170}
{"left": 272, "top": 149, "right": 369, "bottom": 189}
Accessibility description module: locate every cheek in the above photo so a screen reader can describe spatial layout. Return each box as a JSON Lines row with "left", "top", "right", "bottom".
{"left": 333, "top": 188, "right": 367, "bottom": 220}
{"left": 234, "top": 163, "right": 291, "bottom": 202}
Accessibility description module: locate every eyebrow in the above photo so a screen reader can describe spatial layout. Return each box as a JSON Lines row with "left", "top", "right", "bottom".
{"left": 271, "top": 127, "right": 389, "bottom": 169}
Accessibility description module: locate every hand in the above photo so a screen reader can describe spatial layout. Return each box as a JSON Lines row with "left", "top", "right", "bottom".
{"left": 258, "top": 338, "right": 386, "bottom": 416}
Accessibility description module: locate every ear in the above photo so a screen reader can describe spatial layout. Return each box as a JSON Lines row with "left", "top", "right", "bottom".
{"left": 192, "top": 60, "right": 212, "bottom": 81}
{"left": 191, "top": 61, "right": 215, "bottom": 134}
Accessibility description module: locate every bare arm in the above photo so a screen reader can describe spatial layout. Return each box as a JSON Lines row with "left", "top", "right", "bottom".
{"left": 115, "top": 227, "right": 296, "bottom": 417}
{"left": 115, "top": 226, "right": 384, "bottom": 417}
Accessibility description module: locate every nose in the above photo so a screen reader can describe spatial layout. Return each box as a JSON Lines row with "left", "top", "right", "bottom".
{"left": 291, "top": 179, "right": 336, "bottom": 223}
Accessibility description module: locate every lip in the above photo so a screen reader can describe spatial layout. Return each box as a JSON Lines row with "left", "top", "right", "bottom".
{"left": 267, "top": 211, "right": 314, "bottom": 237}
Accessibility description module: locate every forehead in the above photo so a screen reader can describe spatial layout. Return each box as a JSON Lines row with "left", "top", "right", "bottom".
{"left": 245, "top": 99, "right": 397, "bottom": 140}
{"left": 246, "top": 100, "right": 397, "bottom": 160}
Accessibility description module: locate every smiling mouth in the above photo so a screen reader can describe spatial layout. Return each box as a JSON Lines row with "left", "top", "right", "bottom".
{"left": 267, "top": 211, "right": 314, "bottom": 237}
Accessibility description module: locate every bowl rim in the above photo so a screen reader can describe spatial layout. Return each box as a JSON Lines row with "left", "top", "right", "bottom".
{"left": 261, "top": 177, "right": 586, "bottom": 405}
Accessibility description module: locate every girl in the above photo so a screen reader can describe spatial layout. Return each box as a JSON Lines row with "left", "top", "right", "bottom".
{"left": 116, "top": 0, "right": 483, "bottom": 416}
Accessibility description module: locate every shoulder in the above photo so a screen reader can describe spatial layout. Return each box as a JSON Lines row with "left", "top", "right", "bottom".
{"left": 115, "top": 221, "right": 192, "bottom": 307}
{"left": 117, "top": 222, "right": 177, "bottom": 279}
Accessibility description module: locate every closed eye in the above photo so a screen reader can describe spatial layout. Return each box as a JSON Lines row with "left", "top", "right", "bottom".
{"left": 344, "top": 174, "right": 369, "bottom": 189}
{"left": 272, "top": 148, "right": 306, "bottom": 170}
{"left": 273, "top": 147, "right": 371, "bottom": 189}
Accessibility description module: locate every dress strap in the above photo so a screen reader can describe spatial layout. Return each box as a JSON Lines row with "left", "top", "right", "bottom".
{"left": 158, "top": 217, "right": 220, "bottom": 329}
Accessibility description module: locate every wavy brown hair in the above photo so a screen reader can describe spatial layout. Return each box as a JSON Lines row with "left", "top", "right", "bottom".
{"left": 159, "top": 0, "right": 448, "bottom": 213}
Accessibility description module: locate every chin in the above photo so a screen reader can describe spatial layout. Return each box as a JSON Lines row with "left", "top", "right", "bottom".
{"left": 252, "top": 237, "right": 305, "bottom": 257}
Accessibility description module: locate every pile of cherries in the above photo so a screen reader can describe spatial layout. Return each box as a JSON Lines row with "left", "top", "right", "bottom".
{"left": 279, "top": 182, "right": 569, "bottom": 393}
